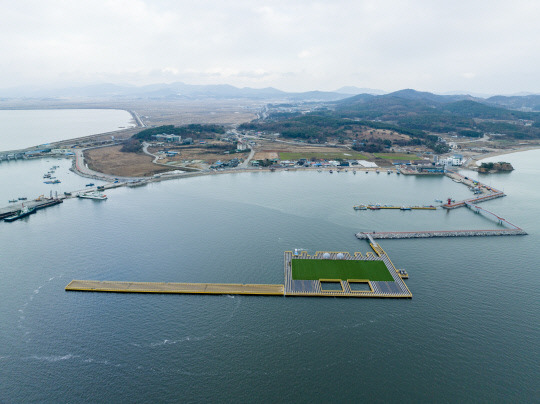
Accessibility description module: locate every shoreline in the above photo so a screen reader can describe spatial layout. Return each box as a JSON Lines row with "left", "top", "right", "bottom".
{"left": 466, "top": 145, "right": 540, "bottom": 166}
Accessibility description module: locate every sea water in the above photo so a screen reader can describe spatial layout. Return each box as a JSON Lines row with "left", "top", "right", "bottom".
{"left": 0, "top": 109, "right": 135, "bottom": 151}
{"left": 0, "top": 151, "right": 538, "bottom": 402}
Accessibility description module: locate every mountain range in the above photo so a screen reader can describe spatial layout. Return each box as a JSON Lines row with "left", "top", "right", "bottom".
{"left": 0, "top": 83, "right": 538, "bottom": 111}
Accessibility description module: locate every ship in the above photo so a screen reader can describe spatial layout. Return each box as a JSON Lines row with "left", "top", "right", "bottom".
{"left": 4, "top": 205, "right": 37, "bottom": 222}
{"left": 78, "top": 191, "right": 107, "bottom": 200}
{"left": 353, "top": 205, "right": 367, "bottom": 210}
{"left": 400, "top": 206, "right": 412, "bottom": 210}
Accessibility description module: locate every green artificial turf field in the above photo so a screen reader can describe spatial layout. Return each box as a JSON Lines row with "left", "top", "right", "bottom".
{"left": 291, "top": 259, "right": 394, "bottom": 281}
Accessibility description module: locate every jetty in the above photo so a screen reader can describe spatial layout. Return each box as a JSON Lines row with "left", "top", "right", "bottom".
{"left": 0, "top": 198, "right": 63, "bottom": 220}
{"left": 356, "top": 229, "right": 526, "bottom": 239}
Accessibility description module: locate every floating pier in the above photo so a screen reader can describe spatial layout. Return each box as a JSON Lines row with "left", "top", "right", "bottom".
{"left": 65, "top": 280, "right": 284, "bottom": 295}
{"left": 66, "top": 243, "right": 411, "bottom": 298}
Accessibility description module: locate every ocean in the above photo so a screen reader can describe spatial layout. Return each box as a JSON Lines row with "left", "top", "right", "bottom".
{"left": 0, "top": 115, "right": 538, "bottom": 402}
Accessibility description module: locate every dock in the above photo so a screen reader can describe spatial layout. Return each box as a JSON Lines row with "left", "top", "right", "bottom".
{"left": 0, "top": 198, "right": 63, "bottom": 220}
{"left": 65, "top": 280, "right": 284, "bottom": 295}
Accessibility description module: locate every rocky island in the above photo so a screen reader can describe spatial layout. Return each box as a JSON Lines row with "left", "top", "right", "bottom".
{"left": 478, "top": 161, "right": 514, "bottom": 173}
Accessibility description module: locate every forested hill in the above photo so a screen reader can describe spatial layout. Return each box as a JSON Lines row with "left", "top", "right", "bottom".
{"left": 241, "top": 89, "right": 540, "bottom": 146}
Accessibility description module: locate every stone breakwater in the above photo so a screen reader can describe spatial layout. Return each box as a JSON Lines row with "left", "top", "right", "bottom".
{"left": 356, "top": 229, "right": 527, "bottom": 239}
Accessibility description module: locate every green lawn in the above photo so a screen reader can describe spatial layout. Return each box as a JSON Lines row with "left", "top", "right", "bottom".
{"left": 373, "top": 153, "right": 422, "bottom": 160}
{"left": 279, "top": 152, "right": 368, "bottom": 160}
{"left": 291, "top": 259, "right": 394, "bottom": 281}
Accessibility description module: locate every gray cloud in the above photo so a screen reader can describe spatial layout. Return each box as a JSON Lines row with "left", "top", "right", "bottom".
{"left": 0, "top": 0, "right": 538, "bottom": 94}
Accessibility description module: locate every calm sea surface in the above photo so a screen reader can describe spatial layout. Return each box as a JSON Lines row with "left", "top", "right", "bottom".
{"left": 0, "top": 138, "right": 539, "bottom": 400}
{"left": 0, "top": 109, "right": 135, "bottom": 151}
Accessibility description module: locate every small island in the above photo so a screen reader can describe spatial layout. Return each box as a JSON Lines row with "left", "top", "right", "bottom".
{"left": 478, "top": 161, "right": 514, "bottom": 173}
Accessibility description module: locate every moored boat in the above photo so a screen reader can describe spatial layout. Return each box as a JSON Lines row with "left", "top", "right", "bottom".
{"left": 78, "top": 191, "right": 107, "bottom": 200}
{"left": 4, "top": 205, "right": 37, "bottom": 222}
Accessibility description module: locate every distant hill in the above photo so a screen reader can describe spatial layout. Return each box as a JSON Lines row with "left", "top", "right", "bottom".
{"left": 485, "top": 94, "right": 540, "bottom": 111}
{"left": 333, "top": 86, "right": 386, "bottom": 95}
{"left": 0, "top": 82, "right": 350, "bottom": 102}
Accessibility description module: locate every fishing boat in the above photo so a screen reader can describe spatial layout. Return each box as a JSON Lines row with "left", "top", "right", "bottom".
{"left": 400, "top": 206, "right": 412, "bottom": 211}
{"left": 85, "top": 183, "right": 95, "bottom": 187}
{"left": 8, "top": 199, "right": 18, "bottom": 203}
{"left": 353, "top": 205, "right": 367, "bottom": 210}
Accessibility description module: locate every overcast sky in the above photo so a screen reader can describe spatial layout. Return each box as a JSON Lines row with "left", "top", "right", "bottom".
{"left": 1, "top": 0, "right": 539, "bottom": 94}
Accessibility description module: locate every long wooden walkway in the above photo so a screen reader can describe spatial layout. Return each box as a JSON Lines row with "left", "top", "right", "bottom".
{"left": 66, "top": 280, "right": 284, "bottom": 296}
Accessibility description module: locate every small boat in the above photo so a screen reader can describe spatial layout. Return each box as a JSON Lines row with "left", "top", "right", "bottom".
{"left": 435, "top": 199, "right": 443, "bottom": 203}
{"left": 4, "top": 205, "right": 37, "bottom": 222}
{"left": 396, "top": 170, "right": 401, "bottom": 175}
{"left": 8, "top": 199, "right": 18, "bottom": 203}
{"left": 353, "top": 205, "right": 367, "bottom": 210}
{"left": 400, "top": 206, "right": 411, "bottom": 211}
{"left": 376, "top": 170, "right": 380, "bottom": 174}
{"left": 86, "top": 183, "right": 95, "bottom": 187}
{"left": 365, "top": 171, "right": 368, "bottom": 174}
{"left": 353, "top": 170, "right": 356, "bottom": 174}
{"left": 387, "top": 170, "right": 392, "bottom": 174}
{"left": 18, "top": 197, "right": 27, "bottom": 200}
{"left": 78, "top": 191, "right": 107, "bottom": 200}
{"left": 368, "top": 204, "right": 381, "bottom": 210}
{"left": 329, "top": 170, "right": 333, "bottom": 173}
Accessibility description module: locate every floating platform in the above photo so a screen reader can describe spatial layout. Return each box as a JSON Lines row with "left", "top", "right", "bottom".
{"left": 66, "top": 244, "right": 411, "bottom": 298}
{"left": 284, "top": 249, "right": 412, "bottom": 298}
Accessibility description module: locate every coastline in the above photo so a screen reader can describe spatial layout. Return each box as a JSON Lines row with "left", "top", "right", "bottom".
{"left": 467, "top": 145, "right": 540, "bottom": 166}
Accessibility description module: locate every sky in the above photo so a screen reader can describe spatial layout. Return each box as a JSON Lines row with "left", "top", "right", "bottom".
{"left": 1, "top": 0, "right": 539, "bottom": 95}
